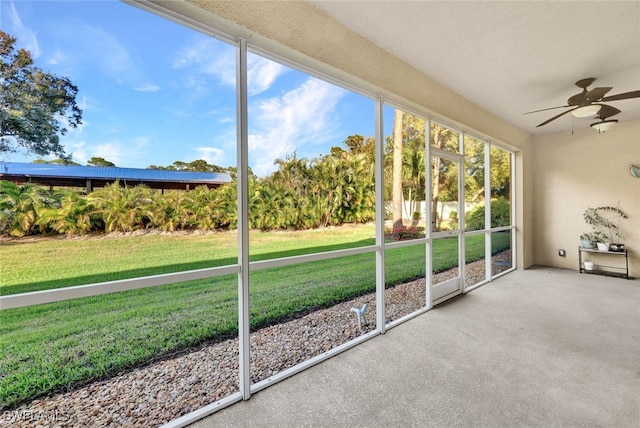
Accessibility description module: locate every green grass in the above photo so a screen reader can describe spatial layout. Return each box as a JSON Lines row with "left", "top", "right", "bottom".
{"left": 0, "top": 226, "right": 375, "bottom": 295}
{"left": 0, "top": 225, "right": 511, "bottom": 409}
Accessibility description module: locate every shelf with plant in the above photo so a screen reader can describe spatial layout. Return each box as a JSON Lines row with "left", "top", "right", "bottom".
{"left": 581, "top": 206, "right": 627, "bottom": 252}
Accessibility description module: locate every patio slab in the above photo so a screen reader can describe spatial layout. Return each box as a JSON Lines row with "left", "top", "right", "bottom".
{"left": 190, "top": 267, "right": 640, "bottom": 427}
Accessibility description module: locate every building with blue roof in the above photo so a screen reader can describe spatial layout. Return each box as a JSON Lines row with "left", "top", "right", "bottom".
{"left": 0, "top": 162, "right": 232, "bottom": 192}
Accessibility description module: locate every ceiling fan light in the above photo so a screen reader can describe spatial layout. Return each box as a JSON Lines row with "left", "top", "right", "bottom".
{"left": 590, "top": 119, "right": 618, "bottom": 133}
{"left": 571, "top": 104, "right": 601, "bottom": 118}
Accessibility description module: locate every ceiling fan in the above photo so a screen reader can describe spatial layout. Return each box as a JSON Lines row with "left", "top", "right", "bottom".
{"left": 525, "top": 78, "right": 640, "bottom": 128}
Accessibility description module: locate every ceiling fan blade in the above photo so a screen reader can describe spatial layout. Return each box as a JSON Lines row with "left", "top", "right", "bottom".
{"left": 601, "top": 90, "right": 640, "bottom": 102}
{"left": 584, "top": 87, "right": 612, "bottom": 103}
{"left": 567, "top": 90, "right": 587, "bottom": 106}
{"left": 597, "top": 104, "right": 621, "bottom": 119}
{"left": 575, "top": 77, "right": 596, "bottom": 89}
{"left": 523, "top": 105, "right": 570, "bottom": 114}
{"left": 536, "top": 106, "right": 579, "bottom": 127}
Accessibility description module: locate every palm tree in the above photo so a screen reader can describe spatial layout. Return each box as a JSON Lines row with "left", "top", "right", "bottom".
{"left": 213, "top": 180, "right": 238, "bottom": 229}
{"left": 271, "top": 153, "right": 310, "bottom": 199}
{"left": 250, "top": 180, "right": 279, "bottom": 230}
{"left": 337, "top": 152, "right": 374, "bottom": 223}
{"left": 0, "top": 181, "right": 54, "bottom": 236}
{"left": 392, "top": 109, "right": 404, "bottom": 230}
{"left": 187, "top": 186, "right": 218, "bottom": 230}
{"left": 37, "top": 189, "right": 95, "bottom": 235}
{"left": 403, "top": 146, "right": 425, "bottom": 220}
{"left": 145, "top": 190, "right": 193, "bottom": 232}
{"left": 89, "top": 182, "right": 152, "bottom": 232}
{"left": 430, "top": 123, "right": 447, "bottom": 229}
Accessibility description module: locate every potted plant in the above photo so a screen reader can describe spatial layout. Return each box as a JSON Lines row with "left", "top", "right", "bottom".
{"left": 582, "top": 206, "right": 627, "bottom": 252}
{"left": 579, "top": 232, "right": 605, "bottom": 249}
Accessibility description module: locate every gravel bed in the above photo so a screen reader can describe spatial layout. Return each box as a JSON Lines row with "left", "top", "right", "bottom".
{"left": 2, "top": 251, "right": 510, "bottom": 428}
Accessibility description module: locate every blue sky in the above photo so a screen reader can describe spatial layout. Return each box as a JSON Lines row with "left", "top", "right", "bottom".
{"left": 2, "top": 0, "right": 383, "bottom": 176}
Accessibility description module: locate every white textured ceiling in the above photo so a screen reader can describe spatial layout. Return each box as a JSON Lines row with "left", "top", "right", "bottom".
{"left": 309, "top": 1, "right": 640, "bottom": 136}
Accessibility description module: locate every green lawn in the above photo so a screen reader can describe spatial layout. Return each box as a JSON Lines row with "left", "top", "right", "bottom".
{"left": 0, "top": 226, "right": 375, "bottom": 295}
{"left": 0, "top": 225, "right": 511, "bottom": 409}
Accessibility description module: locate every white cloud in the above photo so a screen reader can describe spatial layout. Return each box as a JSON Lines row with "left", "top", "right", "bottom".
{"left": 84, "top": 26, "right": 136, "bottom": 84}
{"left": 132, "top": 136, "right": 150, "bottom": 147}
{"left": 249, "top": 77, "right": 346, "bottom": 176}
{"left": 4, "top": 2, "right": 41, "bottom": 58}
{"left": 192, "top": 121, "right": 237, "bottom": 168}
{"left": 134, "top": 84, "right": 160, "bottom": 93}
{"left": 247, "top": 55, "right": 286, "bottom": 96}
{"left": 173, "top": 38, "right": 234, "bottom": 90}
{"left": 218, "top": 116, "right": 235, "bottom": 124}
{"left": 201, "top": 48, "right": 236, "bottom": 88}
{"left": 48, "top": 23, "right": 153, "bottom": 90}
{"left": 181, "top": 76, "right": 209, "bottom": 97}
{"left": 65, "top": 140, "right": 88, "bottom": 164}
{"left": 56, "top": 115, "right": 88, "bottom": 140}
{"left": 91, "top": 143, "right": 123, "bottom": 166}
{"left": 47, "top": 49, "right": 67, "bottom": 66}
{"left": 62, "top": 140, "right": 120, "bottom": 166}
{"left": 173, "top": 37, "right": 286, "bottom": 96}
{"left": 76, "top": 95, "right": 94, "bottom": 113}
{"left": 172, "top": 37, "right": 212, "bottom": 68}
{"left": 193, "top": 147, "right": 225, "bottom": 165}
{"left": 63, "top": 135, "right": 150, "bottom": 167}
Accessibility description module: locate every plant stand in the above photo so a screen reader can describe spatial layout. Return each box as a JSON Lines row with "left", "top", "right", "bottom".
{"left": 578, "top": 246, "right": 629, "bottom": 279}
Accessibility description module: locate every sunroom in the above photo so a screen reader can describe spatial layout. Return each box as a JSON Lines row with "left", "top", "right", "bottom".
{"left": 0, "top": 1, "right": 638, "bottom": 427}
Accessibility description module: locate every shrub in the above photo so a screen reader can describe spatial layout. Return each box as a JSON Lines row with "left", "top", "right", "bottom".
{"left": 389, "top": 225, "right": 425, "bottom": 240}
{"left": 465, "top": 198, "right": 510, "bottom": 231}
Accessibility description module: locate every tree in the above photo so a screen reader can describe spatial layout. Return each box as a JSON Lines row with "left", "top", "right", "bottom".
{"left": 330, "top": 134, "right": 375, "bottom": 159}
{"left": 89, "top": 182, "right": 151, "bottom": 232}
{"left": 145, "top": 191, "right": 192, "bottom": 232}
{"left": 489, "top": 146, "right": 511, "bottom": 199}
{"left": 0, "top": 180, "right": 55, "bottom": 236}
{"left": 430, "top": 123, "right": 458, "bottom": 229}
{"left": 401, "top": 115, "right": 426, "bottom": 219}
{"left": 148, "top": 159, "right": 226, "bottom": 173}
{"left": 87, "top": 157, "right": 115, "bottom": 167}
{"left": 463, "top": 136, "right": 485, "bottom": 204}
{"left": 33, "top": 158, "right": 81, "bottom": 165}
{"left": 403, "top": 145, "right": 425, "bottom": 218}
{"left": 37, "top": 189, "right": 95, "bottom": 236}
{"left": 0, "top": 30, "right": 82, "bottom": 159}
{"left": 392, "top": 109, "right": 404, "bottom": 230}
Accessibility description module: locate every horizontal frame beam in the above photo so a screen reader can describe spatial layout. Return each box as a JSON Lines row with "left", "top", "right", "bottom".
{"left": 0, "top": 265, "right": 240, "bottom": 310}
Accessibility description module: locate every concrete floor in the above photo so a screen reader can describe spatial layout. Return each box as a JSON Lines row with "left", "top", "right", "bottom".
{"left": 191, "top": 267, "right": 640, "bottom": 427}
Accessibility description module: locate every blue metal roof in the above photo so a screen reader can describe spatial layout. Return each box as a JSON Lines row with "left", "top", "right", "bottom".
{"left": 0, "top": 162, "right": 232, "bottom": 184}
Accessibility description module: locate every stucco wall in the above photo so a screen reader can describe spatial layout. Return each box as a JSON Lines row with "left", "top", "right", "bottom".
{"left": 144, "top": 0, "right": 536, "bottom": 269}
{"left": 532, "top": 119, "right": 640, "bottom": 278}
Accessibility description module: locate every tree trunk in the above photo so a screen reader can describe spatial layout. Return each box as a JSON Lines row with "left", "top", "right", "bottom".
{"left": 392, "top": 110, "right": 404, "bottom": 230}
{"left": 431, "top": 126, "right": 442, "bottom": 231}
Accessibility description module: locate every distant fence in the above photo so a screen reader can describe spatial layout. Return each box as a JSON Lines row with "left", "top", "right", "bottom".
{"left": 385, "top": 200, "right": 482, "bottom": 220}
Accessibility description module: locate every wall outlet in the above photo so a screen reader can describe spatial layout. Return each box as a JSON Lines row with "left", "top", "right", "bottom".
{"left": 558, "top": 249, "right": 566, "bottom": 257}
